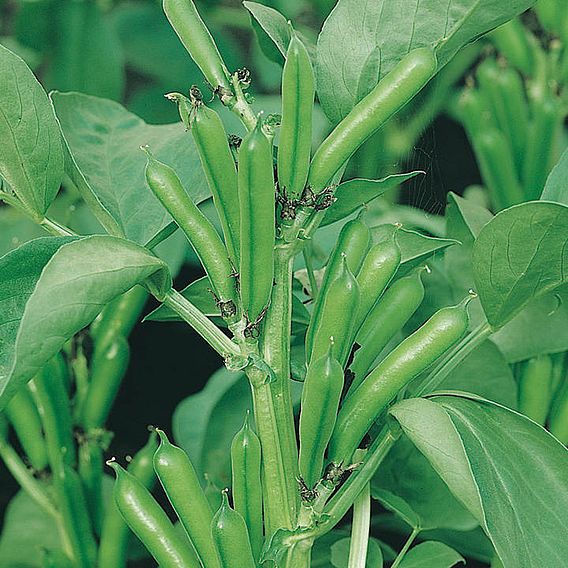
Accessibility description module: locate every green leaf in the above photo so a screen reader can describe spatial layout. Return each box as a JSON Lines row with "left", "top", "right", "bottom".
{"left": 0, "top": 490, "right": 63, "bottom": 567}
{"left": 472, "top": 201, "right": 568, "bottom": 328}
{"left": 541, "top": 147, "right": 568, "bottom": 205}
{"left": 0, "top": 207, "right": 45, "bottom": 257}
{"left": 50, "top": 91, "right": 210, "bottom": 245}
{"left": 173, "top": 367, "right": 252, "bottom": 487}
{"left": 372, "top": 225, "right": 459, "bottom": 264}
{"left": 372, "top": 489, "right": 421, "bottom": 529}
{"left": 398, "top": 541, "right": 464, "bottom": 568}
{"left": 44, "top": 1, "right": 124, "bottom": 100}
{"left": 437, "top": 340, "right": 517, "bottom": 408}
{"left": 0, "top": 43, "right": 64, "bottom": 216}
{"left": 322, "top": 172, "right": 423, "bottom": 227}
{"left": 316, "top": 0, "right": 534, "bottom": 123}
{"left": 390, "top": 395, "right": 568, "bottom": 568}
{"left": 243, "top": 2, "right": 291, "bottom": 65}
{"left": 0, "top": 236, "right": 170, "bottom": 407}
{"left": 491, "top": 285, "right": 568, "bottom": 362}
{"left": 330, "top": 537, "right": 383, "bottom": 567}
{"left": 445, "top": 192, "right": 493, "bottom": 243}
{"left": 372, "top": 436, "right": 478, "bottom": 532}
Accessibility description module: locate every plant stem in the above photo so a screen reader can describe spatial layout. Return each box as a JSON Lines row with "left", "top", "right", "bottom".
{"left": 39, "top": 216, "right": 76, "bottom": 237}
{"left": 225, "top": 73, "right": 257, "bottom": 131}
{"left": 261, "top": 244, "right": 300, "bottom": 523}
{"left": 0, "top": 436, "right": 58, "bottom": 519}
{"left": 300, "top": 425, "right": 399, "bottom": 541}
{"left": 302, "top": 245, "right": 319, "bottom": 299}
{"left": 348, "top": 483, "right": 371, "bottom": 568}
{"left": 285, "top": 539, "right": 314, "bottom": 568}
{"left": 161, "top": 288, "right": 241, "bottom": 361}
{"left": 391, "top": 527, "right": 420, "bottom": 568}
{"left": 414, "top": 321, "right": 492, "bottom": 397}
{"left": 248, "top": 362, "right": 295, "bottom": 534}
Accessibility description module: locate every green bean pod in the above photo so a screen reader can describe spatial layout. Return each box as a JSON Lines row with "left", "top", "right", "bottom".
{"left": 90, "top": 285, "right": 148, "bottom": 351}
{"left": 349, "top": 268, "right": 426, "bottom": 392}
{"left": 495, "top": 65, "right": 529, "bottom": 175}
{"left": 472, "top": 128, "right": 524, "bottom": 210}
{"left": 108, "top": 460, "right": 200, "bottom": 568}
{"left": 308, "top": 255, "right": 360, "bottom": 366}
{"left": 79, "top": 337, "right": 130, "bottom": 431}
{"left": 153, "top": 429, "right": 220, "bottom": 568}
{"left": 354, "top": 234, "right": 401, "bottom": 333}
{"left": 211, "top": 491, "right": 256, "bottom": 568}
{"left": 186, "top": 97, "right": 240, "bottom": 268}
{"left": 535, "top": 0, "right": 567, "bottom": 35}
{"left": 163, "top": 0, "right": 230, "bottom": 91}
{"left": 518, "top": 355, "right": 554, "bottom": 425}
{"left": 522, "top": 95, "right": 562, "bottom": 200}
{"left": 277, "top": 32, "right": 315, "bottom": 199}
{"left": 549, "top": 377, "right": 568, "bottom": 445}
{"left": 306, "top": 217, "right": 370, "bottom": 357}
{"left": 143, "top": 147, "right": 238, "bottom": 315}
{"left": 329, "top": 298, "right": 471, "bottom": 465}
{"left": 307, "top": 48, "right": 437, "bottom": 191}
{"left": 230, "top": 412, "right": 263, "bottom": 562}
{"left": 5, "top": 386, "right": 47, "bottom": 470}
{"left": 98, "top": 431, "right": 159, "bottom": 568}
{"left": 78, "top": 437, "right": 103, "bottom": 533}
{"left": 299, "top": 341, "right": 344, "bottom": 489}
{"left": 457, "top": 87, "right": 493, "bottom": 140}
{"left": 490, "top": 18, "right": 534, "bottom": 76}
{"left": 238, "top": 116, "right": 276, "bottom": 322}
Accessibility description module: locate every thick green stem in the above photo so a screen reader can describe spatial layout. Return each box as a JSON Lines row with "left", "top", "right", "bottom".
{"left": 261, "top": 245, "right": 300, "bottom": 523}
{"left": 248, "top": 364, "right": 295, "bottom": 534}
{"left": 161, "top": 288, "right": 241, "bottom": 361}
{"left": 285, "top": 539, "right": 314, "bottom": 568}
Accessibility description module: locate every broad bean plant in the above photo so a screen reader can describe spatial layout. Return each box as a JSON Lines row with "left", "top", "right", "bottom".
{"left": 1, "top": 1, "right": 568, "bottom": 567}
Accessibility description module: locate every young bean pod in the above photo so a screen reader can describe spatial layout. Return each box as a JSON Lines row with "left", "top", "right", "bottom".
{"left": 299, "top": 340, "right": 344, "bottom": 489}
{"left": 353, "top": 234, "right": 401, "bottom": 333}
{"left": 108, "top": 460, "right": 201, "bottom": 568}
{"left": 163, "top": 0, "right": 231, "bottom": 91}
{"left": 153, "top": 429, "right": 220, "bottom": 568}
{"left": 98, "top": 431, "right": 159, "bottom": 568}
{"left": 238, "top": 116, "right": 276, "bottom": 323}
{"left": 210, "top": 491, "right": 256, "bottom": 568}
{"left": 230, "top": 412, "right": 263, "bottom": 562}
{"left": 307, "top": 48, "right": 437, "bottom": 191}
{"left": 78, "top": 437, "right": 103, "bottom": 533}
{"left": 4, "top": 386, "right": 47, "bottom": 470}
{"left": 549, "top": 377, "right": 568, "bottom": 445}
{"left": 305, "top": 216, "right": 370, "bottom": 357}
{"left": 308, "top": 255, "right": 360, "bottom": 366}
{"left": 277, "top": 32, "right": 315, "bottom": 200}
{"left": 142, "top": 147, "right": 238, "bottom": 318}
{"left": 490, "top": 18, "right": 534, "bottom": 76}
{"left": 170, "top": 91, "right": 241, "bottom": 268}
{"left": 349, "top": 268, "right": 426, "bottom": 392}
{"left": 518, "top": 355, "right": 554, "bottom": 425}
{"left": 79, "top": 337, "right": 130, "bottom": 431}
{"left": 329, "top": 297, "right": 471, "bottom": 465}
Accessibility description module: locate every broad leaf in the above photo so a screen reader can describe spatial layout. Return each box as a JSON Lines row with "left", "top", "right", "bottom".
{"left": 472, "top": 201, "right": 568, "bottom": 328}
{"left": 391, "top": 395, "right": 568, "bottom": 568}
{"left": 316, "top": 0, "right": 535, "bottom": 123}
{"left": 398, "top": 541, "right": 464, "bottom": 568}
{"left": 373, "top": 436, "right": 478, "bottom": 532}
{"left": 44, "top": 1, "right": 124, "bottom": 100}
{"left": 0, "top": 491, "right": 63, "bottom": 567}
{"left": 372, "top": 225, "right": 459, "bottom": 264}
{"left": 322, "top": 172, "right": 423, "bottom": 227}
{"left": 173, "top": 367, "right": 251, "bottom": 487}
{"left": 372, "top": 489, "right": 421, "bottom": 529}
{"left": 0, "top": 236, "right": 170, "bottom": 406}
{"left": 51, "top": 91, "right": 209, "bottom": 245}
{"left": 330, "top": 537, "right": 383, "bottom": 568}
{"left": 244, "top": 2, "right": 291, "bottom": 65}
{"left": 491, "top": 286, "right": 568, "bottom": 362}
{"left": 541, "top": 147, "right": 568, "bottom": 205}
{"left": 445, "top": 192, "right": 493, "bottom": 243}
{"left": 0, "top": 44, "right": 64, "bottom": 215}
